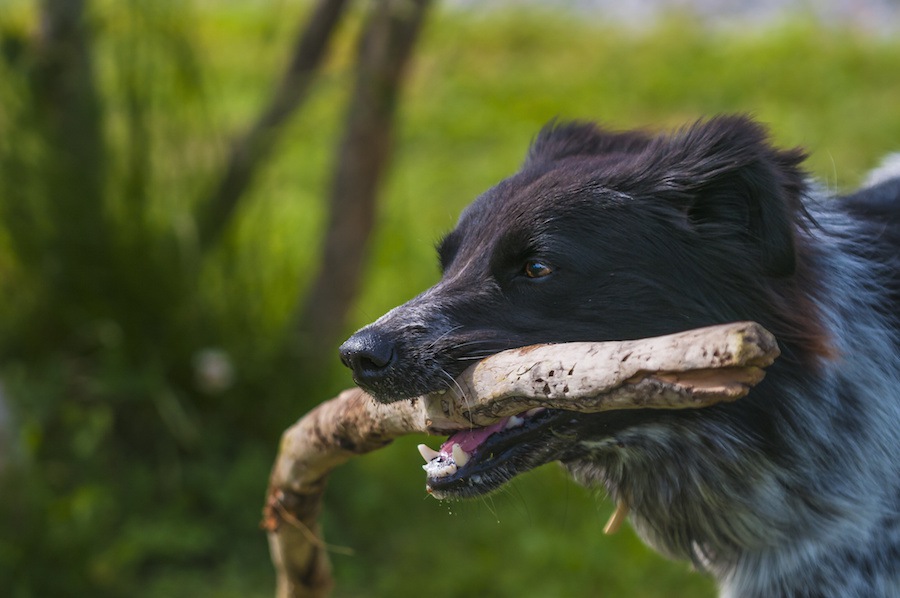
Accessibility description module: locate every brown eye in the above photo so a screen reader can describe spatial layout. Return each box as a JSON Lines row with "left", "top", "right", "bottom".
{"left": 524, "top": 260, "right": 553, "bottom": 279}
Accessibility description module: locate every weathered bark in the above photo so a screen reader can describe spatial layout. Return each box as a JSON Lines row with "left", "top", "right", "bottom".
{"left": 263, "top": 322, "right": 779, "bottom": 597}
{"left": 263, "top": 386, "right": 426, "bottom": 598}
{"left": 198, "top": 0, "right": 351, "bottom": 251}
{"left": 297, "top": 0, "right": 432, "bottom": 358}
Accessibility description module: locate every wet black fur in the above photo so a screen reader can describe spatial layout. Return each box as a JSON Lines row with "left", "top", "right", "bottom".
{"left": 340, "top": 116, "right": 900, "bottom": 597}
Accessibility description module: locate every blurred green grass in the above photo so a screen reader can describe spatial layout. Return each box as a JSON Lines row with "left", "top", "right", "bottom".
{"left": 3, "top": 2, "right": 900, "bottom": 597}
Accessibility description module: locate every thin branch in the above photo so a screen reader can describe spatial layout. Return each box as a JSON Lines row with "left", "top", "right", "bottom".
{"left": 197, "top": 0, "right": 351, "bottom": 251}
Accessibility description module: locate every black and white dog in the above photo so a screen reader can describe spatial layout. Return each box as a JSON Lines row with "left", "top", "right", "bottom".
{"left": 339, "top": 116, "right": 900, "bottom": 597}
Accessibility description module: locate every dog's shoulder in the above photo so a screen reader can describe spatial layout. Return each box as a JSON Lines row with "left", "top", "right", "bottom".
{"left": 843, "top": 165, "right": 900, "bottom": 229}
{"left": 840, "top": 154, "right": 900, "bottom": 237}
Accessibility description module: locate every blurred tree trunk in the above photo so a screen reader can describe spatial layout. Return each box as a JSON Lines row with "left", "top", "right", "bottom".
{"left": 30, "top": 0, "right": 110, "bottom": 314}
{"left": 33, "top": 0, "right": 104, "bottom": 209}
{"left": 197, "top": 0, "right": 351, "bottom": 252}
{"left": 297, "top": 0, "right": 432, "bottom": 363}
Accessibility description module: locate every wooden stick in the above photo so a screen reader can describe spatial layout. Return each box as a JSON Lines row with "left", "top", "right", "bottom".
{"left": 423, "top": 320, "right": 778, "bottom": 429}
{"left": 263, "top": 321, "right": 778, "bottom": 597}
{"left": 263, "top": 388, "right": 425, "bottom": 598}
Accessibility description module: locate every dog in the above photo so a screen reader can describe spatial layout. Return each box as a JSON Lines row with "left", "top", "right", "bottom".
{"left": 339, "top": 116, "right": 900, "bottom": 597}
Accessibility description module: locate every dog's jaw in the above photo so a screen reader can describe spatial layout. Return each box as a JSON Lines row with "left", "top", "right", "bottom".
{"left": 417, "top": 408, "right": 580, "bottom": 499}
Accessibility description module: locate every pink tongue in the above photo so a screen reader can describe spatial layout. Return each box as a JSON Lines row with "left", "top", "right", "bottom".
{"left": 439, "top": 417, "right": 510, "bottom": 457}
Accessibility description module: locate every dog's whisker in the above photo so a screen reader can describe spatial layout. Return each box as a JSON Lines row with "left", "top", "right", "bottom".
{"left": 426, "top": 325, "right": 464, "bottom": 351}
{"left": 446, "top": 339, "right": 516, "bottom": 361}
{"left": 438, "top": 367, "right": 473, "bottom": 420}
{"left": 454, "top": 353, "right": 497, "bottom": 361}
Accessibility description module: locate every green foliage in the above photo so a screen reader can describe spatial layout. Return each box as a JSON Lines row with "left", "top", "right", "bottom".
{"left": 1, "top": 2, "right": 900, "bottom": 596}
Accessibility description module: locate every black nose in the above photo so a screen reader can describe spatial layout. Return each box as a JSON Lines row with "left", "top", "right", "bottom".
{"left": 339, "top": 328, "right": 397, "bottom": 386}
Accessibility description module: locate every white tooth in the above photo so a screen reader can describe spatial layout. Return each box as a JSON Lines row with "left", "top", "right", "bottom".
{"left": 435, "top": 389, "right": 446, "bottom": 395}
{"left": 417, "top": 444, "right": 440, "bottom": 463}
{"left": 452, "top": 444, "right": 470, "bottom": 467}
{"left": 505, "top": 415, "right": 525, "bottom": 429}
{"left": 525, "top": 407, "right": 546, "bottom": 417}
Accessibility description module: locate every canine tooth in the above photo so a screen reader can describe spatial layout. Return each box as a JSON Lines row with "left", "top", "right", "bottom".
{"left": 452, "top": 444, "right": 470, "bottom": 467}
{"left": 505, "top": 415, "right": 525, "bottom": 429}
{"left": 525, "top": 407, "right": 546, "bottom": 417}
{"left": 417, "top": 444, "right": 440, "bottom": 463}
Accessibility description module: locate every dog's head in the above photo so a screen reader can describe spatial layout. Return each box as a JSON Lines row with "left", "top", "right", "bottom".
{"left": 340, "top": 115, "right": 819, "bottom": 498}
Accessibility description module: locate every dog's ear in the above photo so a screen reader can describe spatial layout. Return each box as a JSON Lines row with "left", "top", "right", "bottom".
{"left": 651, "top": 115, "right": 807, "bottom": 277}
{"left": 525, "top": 119, "right": 653, "bottom": 167}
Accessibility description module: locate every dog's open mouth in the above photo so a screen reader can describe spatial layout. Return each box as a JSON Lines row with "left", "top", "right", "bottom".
{"left": 417, "top": 407, "right": 568, "bottom": 498}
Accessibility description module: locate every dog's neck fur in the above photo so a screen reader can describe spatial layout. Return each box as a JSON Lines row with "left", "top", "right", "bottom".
{"left": 566, "top": 202, "right": 900, "bottom": 597}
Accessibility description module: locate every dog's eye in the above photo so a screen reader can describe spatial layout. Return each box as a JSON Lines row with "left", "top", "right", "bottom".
{"left": 524, "top": 260, "right": 553, "bottom": 279}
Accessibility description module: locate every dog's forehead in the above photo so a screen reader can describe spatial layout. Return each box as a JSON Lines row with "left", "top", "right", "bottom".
{"left": 455, "top": 163, "right": 628, "bottom": 237}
